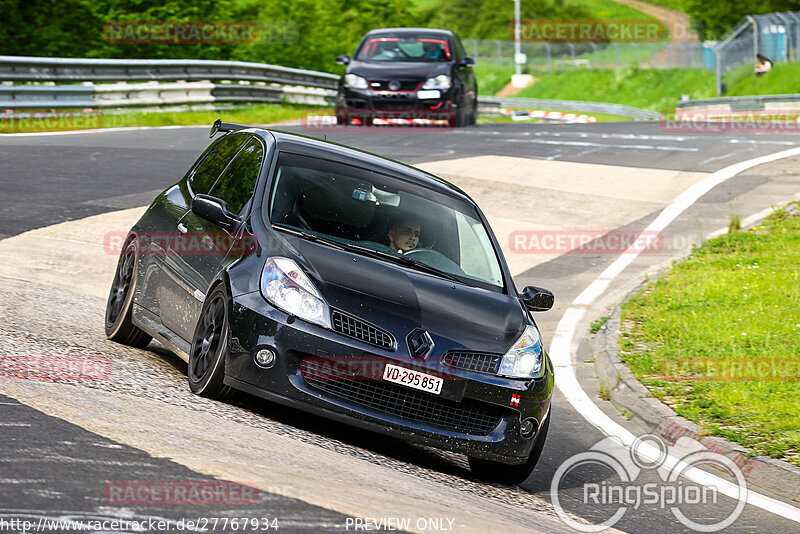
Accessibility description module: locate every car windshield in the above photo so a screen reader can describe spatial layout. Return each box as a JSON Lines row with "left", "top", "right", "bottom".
{"left": 266, "top": 152, "right": 504, "bottom": 290}
{"left": 355, "top": 36, "right": 452, "bottom": 62}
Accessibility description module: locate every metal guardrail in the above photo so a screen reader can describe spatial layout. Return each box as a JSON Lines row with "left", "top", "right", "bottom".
{"left": 677, "top": 93, "right": 800, "bottom": 112}
{"left": 0, "top": 55, "right": 339, "bottom": 89}
{"left": 1, "top": 56, "right": 659, "bottom": 120}
{"left": 480, "top": 96, "right": 661, "bottom": 121}
{"left": 0, "top": 82, "right": 336, "bottom": 109}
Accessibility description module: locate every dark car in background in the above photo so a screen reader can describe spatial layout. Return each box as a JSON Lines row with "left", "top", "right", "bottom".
{"left": 335, "top": 28, "right": 478, "bottom": 127}
{"left": 105, "top": 121, "right": 553, "bottom": 484}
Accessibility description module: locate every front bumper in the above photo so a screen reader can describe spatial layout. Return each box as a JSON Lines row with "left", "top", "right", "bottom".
{"left": 224, "top": 291, "right": 554, "bottom": 463}
{"left": 335, "top": 86, "right": 457, "bottom": 122}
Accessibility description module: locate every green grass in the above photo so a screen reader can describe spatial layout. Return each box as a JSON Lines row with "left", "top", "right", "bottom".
{"left": 591, "top": 316, "right": 611, "bottom": 333}
{"left": 564, "top": 0, "right": 656, "bottom": 20}
{"left": 725, "top": 62, "right": 800, "bottom": 97}
{"left": 630, "top": 0, "right": 688, "bottom": 11}
{"left": 515, "top": 64, "right": 715, "bottom": 111}
{"left": 474, "top": 64, "right": 517, "bottom": 95}
{"left": 0, "top": 104, "right": 323, "bottom": 133}
{"left": 621, "top": 202, "right": 800, "bottom": 466}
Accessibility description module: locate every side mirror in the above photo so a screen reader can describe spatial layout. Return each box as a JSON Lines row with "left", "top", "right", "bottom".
{"left": 459, "top": 57, "right": 476, "bottom": 68}
{"left": 192, "top": 194, "right": 242, "bottom": 232}
{"left": 520, "top": 286, "right": 554, "bottom": 312}
{"left": 336, "top": 54, "right": 350, "bottom": 65}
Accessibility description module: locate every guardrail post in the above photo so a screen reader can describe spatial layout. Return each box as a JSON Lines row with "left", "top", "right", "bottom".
{"left": 545, "top": 42, "right": 551, "bottom": 70}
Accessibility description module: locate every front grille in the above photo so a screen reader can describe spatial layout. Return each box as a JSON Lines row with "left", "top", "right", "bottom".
{"left": 331, "top": 310, "right": 394, "bottom": 350}
{"left": 441, "top": 352, "right": 502, "bottom": 374}
{"left": 369, "top": 80, "right": 421, "bottom": 92}
{"left": 303, "top": 362, "right": 503, "bottom": 435}
{"left": 373, "top": 100, "right": 418, "bottom": 110}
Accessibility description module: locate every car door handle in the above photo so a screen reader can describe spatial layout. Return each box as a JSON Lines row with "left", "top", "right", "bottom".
{"left": 177, "top": 223, "right": 188, "bottom": 234}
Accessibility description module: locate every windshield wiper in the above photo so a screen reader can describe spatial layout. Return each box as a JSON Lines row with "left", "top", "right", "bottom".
{"left": 272, "top": 224, "right": 347, "bottom": 251}
{"left": 343, "top": 243, "right": 462, "bottom": 283}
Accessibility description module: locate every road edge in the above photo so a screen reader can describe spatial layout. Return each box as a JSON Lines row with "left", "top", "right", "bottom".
{"left": 591, "top": 205, "right": 800, "bottom": 505}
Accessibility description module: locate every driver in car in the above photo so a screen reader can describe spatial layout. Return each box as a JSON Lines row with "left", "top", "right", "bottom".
{"left": 421, "top": 42, "right": 444, "bottom": 61}
{"left": 387, "top": 219, "right": 420, "bottom": 253}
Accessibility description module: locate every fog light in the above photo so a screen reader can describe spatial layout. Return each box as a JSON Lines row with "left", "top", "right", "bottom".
{"left": 254, "top": 348, "right": 276, "bottom": 369}
{"left": 520, "top": 418, "right": 538, "bottom": 439}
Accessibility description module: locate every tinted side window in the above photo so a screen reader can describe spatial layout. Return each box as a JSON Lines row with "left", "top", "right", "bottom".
{"left": 209, "top": 138, "right": 264, "bottom": 215}
{"left": 189, "top": 133, "right": 248, "bottom": 195}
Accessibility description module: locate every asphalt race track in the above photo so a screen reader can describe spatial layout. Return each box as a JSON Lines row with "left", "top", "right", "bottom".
{"left": 1, "top": 121, "right": 800, "bottom": 533}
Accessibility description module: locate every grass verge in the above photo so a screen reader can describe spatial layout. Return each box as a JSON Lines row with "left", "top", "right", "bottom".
{"left": 725, "top": 61, "right": 800, "bottom": 97}
{"left": 621, "top": 202, "right": 800, "bottom": 466}
{"left": 516, "top": 64, "right": 715, "bottom": 111}
{"left": 0, "top": 104, "right": 324, "bottom": 134}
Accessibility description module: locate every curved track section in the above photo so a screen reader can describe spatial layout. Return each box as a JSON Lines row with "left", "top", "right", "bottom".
{"left": 2, "top": 122, "right": 800, "bottom": 533}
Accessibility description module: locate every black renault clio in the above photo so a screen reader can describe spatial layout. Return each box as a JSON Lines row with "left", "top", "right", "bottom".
{"left": 335, "top": 28, "right": 478, "bottom": 127}
{"left": 106, "top": 122, "right": 554, "bottom": 484}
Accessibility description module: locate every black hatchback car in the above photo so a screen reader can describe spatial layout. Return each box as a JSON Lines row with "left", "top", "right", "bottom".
{"left": 105, "top": 122, "right": 554, "bottom": 484}
{"left": 335, "top": 28, "right": 478, "bottom": 127}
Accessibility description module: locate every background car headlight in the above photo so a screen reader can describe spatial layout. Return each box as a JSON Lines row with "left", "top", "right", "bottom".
{"left": 498, "top": 325, "right": 545, "bottom": 379}
{"left": 260, "top": 257, "right": 331, "bottom": 329}
{"left": 421, "top": 74, "right": 451, "bottom": 91}
{"left": 344, "top": 74, "right": 368, "bottom": 89}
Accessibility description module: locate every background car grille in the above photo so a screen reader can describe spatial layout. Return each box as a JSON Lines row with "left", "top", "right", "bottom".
{"left": 303, "top": 363, "right": 503, "bottom": 436}
{"left": 331, "top": 310, "right": 394, "bottom": 350}
{"left": 369, "top": 80, "right": 421, "bottom": 91}
{"left": 372, "top": 101, "right": 418, "bottom": 110}
{"left": 441, "top": 352, "right": 502, "bottom": 374}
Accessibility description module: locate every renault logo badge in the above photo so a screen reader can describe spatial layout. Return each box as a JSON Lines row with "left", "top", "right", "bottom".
{"left": 407, "top": 329, "right": 434, "bottom": 359}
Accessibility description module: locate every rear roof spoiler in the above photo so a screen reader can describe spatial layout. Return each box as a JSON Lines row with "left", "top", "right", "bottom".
{"left": 209, "top": 119, "right": 249, "bottom": 138}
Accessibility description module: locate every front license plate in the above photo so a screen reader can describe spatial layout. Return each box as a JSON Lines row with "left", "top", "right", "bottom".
{"left": 382, "top": 363, "right": 443, "bottom": 395}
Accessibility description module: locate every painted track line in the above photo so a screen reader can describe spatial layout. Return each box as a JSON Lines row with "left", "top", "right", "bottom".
{"left": 548, "top": 146, "right": 800, "bottom": 523}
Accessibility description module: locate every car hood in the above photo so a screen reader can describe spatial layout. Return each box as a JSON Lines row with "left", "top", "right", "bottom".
{"left": 347, "top": 60, "right": 451, "bottom": 81}
{"left": 287, "top": 236, "right": 526, "bottom": 355}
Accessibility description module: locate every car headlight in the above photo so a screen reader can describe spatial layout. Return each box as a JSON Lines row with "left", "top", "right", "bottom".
{"left": 260, "top": 257, "right": 331, "bottom": 329}
{"left": 344, "top": 74, "right": 368, "bottom": 89}
{"left": 498, "top": 325, "right": 545, "bottom": 379}
{"left": 421, "top": 74, "right": 451, "bottom": 91}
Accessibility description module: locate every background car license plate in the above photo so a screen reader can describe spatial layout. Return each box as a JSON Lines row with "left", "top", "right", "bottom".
{"left": 382, "top": 363, "right": 443, "bottom": 395}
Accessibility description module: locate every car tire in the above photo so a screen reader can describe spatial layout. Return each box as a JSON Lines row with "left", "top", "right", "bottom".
{"left": 105, "top": 237, "right": 152, "bottom": 348}
{"left": 188, "top": 285, "right": 235, "bottom": 401}
{"left": 468, "top": 101, "right": 478, "bottom": 126}
{"left": 468, "top": 409, "right": 550, "bottom": 485}
{"left": 450, "top": 94, "right": 467, "bottom": 128}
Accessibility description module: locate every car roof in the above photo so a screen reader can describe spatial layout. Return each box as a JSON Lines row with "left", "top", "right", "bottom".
{"left": 248, "top": 128, "right": 472, "bottom": 203}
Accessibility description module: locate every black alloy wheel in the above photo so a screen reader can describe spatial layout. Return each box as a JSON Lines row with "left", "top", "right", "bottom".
{"left": 105, "top": 238, "right": 152, "bottom": 348}
{"left": 188, "top": 286, "right": 234, "bottom": 400}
